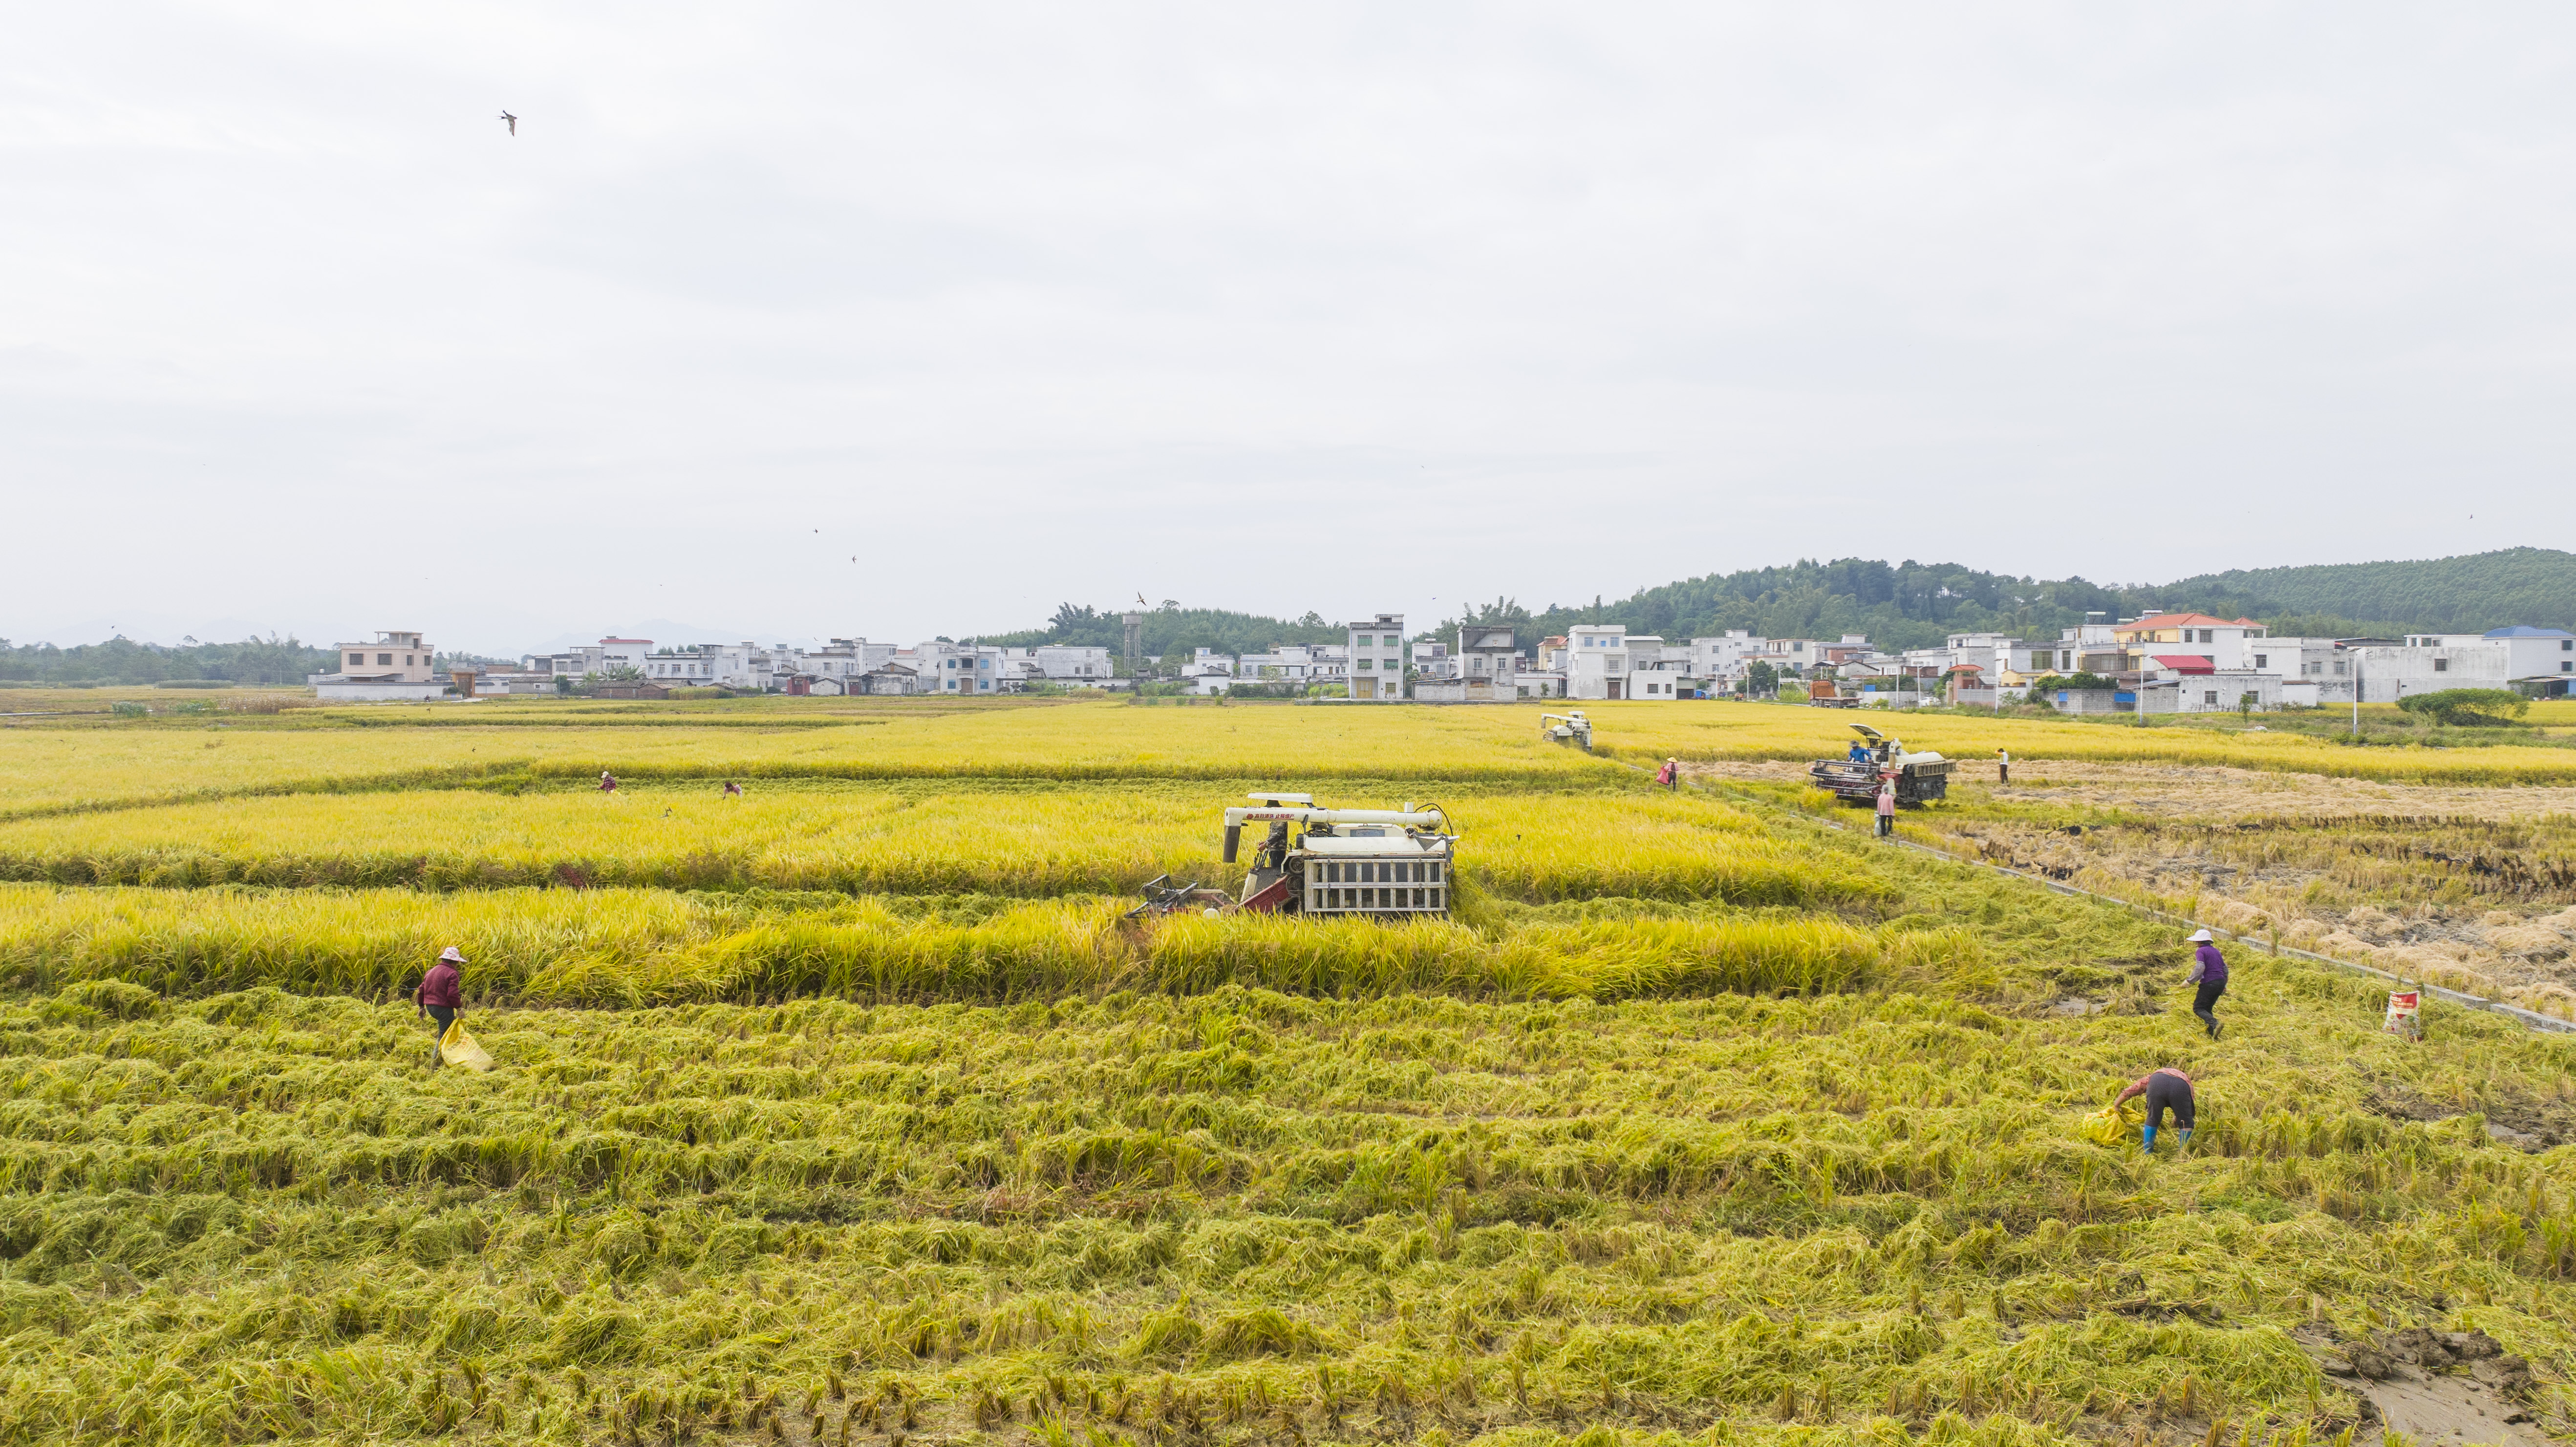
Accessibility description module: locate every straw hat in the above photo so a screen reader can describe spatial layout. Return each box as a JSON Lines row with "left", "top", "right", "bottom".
{"left": 439, "top": 946, "right": 466, "bottom": 963}
{"left": 2186, "top": 929, "right": 2212, "bottom": 942}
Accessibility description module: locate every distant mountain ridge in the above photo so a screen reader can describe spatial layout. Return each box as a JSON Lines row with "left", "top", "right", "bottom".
{"left": 2153, "top": 548, "right": 2576, "bottom": 634}
{"left": 1014, "top": 549, "right": 2575, "bottom": 655}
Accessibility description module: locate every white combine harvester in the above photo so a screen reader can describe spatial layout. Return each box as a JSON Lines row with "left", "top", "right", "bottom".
{"left": 1133, "top": 791, "right": 1459, "bottom": 917}
{"left": 1538, "top": 711, "right": 1593, "bottom": 750}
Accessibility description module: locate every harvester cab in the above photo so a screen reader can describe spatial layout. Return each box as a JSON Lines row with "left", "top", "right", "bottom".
{"left": 1539, "top": 711, "right": 1593, "bottom": 751}
{"left": 1807, "top": 723, "right": 1954, "bottom": 808}
{"left": 1221, "top": 792, "right": 1457, "bottom": 917}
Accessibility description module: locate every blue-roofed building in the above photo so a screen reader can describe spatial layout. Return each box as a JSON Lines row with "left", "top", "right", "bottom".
{"left": 2486, "top": 626, "right": 2576, "bottom": 691}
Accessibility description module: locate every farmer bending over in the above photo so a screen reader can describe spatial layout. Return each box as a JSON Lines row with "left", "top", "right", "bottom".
{"left": 415, "top": 946, "right": 465, "bottom": 1069}
{"left": 2115, "top": 1066, "right": 2194, "bottom": 1152}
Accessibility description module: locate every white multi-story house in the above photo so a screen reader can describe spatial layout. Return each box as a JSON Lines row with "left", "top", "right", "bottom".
{"left": 1409, "top": 640, "right": 1454, "bottom": 681}
{"left": 1030, "top": 644, "right": 1115, "bottom": 682}
{"left": 2038, "top": 623, "right": 2128, "bottom": 678}
{"left": 536, "top": 636, "right": 656, "bottom": 679}
{"left": 1237, "top": 643, "right": 1336, "bottom": 682}
{"left": 2351, "top": 627, "right": 2576, "bottom": 702}
{"left": 1346, "top": 615, "right": 1406, "bottom": 700}
{"left": 1563, "top": 625, "right": 1631, "bottom": 700}
{"left": 913, "top": 641, "right": 1013, "bottom": 694}
{"left": 643, "top": 642, "right": 803, "bottom": 690}
{"left": 312, "top": 629, "right": 452, "bottom": 701}
{"left": 2113, "top": 613, "right": 2268, "bottom": 671}
{"left": 1456, "top": 624, "right": 1518, "bottom": 701}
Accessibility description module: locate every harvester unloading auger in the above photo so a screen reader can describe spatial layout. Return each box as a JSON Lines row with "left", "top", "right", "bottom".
{"left": 1129, "top": 791, "right": 1460, "bottom": 918}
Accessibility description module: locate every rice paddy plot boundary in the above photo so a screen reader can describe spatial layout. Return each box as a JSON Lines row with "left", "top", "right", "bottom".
{"left": 1688, "top": 776, "right": 2576, "bottom": 1037}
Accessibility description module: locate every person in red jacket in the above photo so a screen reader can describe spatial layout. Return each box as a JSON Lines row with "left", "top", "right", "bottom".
{"left": 415, "top": 946, "right": 464, "bottom": 1068}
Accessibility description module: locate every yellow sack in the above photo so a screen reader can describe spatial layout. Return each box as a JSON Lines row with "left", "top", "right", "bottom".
{"left": 2079, "top": 1101, "right": 2140, "bottom": 1147}
{"left": 439, "top": 1019, "right": 495, "bottom": 1072}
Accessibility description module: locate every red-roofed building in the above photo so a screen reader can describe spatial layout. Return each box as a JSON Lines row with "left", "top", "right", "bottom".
{"left": 2147, "top": 655, "right": 2215, "bottom": 676}
{"left": 2113, "top": 614, "right": 2268, "bottom": 671}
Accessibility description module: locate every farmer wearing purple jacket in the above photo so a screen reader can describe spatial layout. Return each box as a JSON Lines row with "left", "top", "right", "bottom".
{"left": 415, "top": 946, "right": 465, "bottom": 1069}
{"left": 2185, "top": 929, "right": 2227, "bottom": 1039}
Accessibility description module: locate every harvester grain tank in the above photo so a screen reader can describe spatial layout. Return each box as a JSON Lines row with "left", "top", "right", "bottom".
{"left": 1808, "top": 724, "right": 1953, "bottom": 807}
{"left": 1220, "top": 791, "right": 1458, "bottom": 916}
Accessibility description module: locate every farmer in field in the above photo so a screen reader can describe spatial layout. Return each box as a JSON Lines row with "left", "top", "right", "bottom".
{"left": 2186, "top": 928, "right": 2228, "bottom": 1039}
{"left": 1655, "top": 758, "right": 1679, "bottom": 789}
{"left": 599, "top": 771, "right": 618, "bottom": 794}
{"left": 1996, "top": 747, "right": 2010, "bottom": 785}
{"left": 2114, "top": 1066, "right": 2194, "bottom": 1152}
{"left": 722, "top": 780, "right": 742, "bottom": 797}
{"left": 1874, "top": 773, "right": 1896, "bottom": 837}
{"left": 415, "top": 946, "right": 464, "bottom": 1070}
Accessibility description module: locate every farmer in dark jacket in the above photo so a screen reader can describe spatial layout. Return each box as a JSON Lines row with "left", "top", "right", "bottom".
{"left": 416, "top": 946, "right": 464, "bottom": 1068}
{"left": 2186, "top": 929, "right": 2228, "bottom": 1039}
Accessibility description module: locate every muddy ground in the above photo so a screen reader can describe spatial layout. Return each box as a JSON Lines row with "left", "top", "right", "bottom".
{"left": 1683, "top": 760, "right": 2576, "bottom": 1017}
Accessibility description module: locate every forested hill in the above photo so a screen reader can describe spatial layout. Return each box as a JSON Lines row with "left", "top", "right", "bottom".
{"left": 1484, "top": 548, "right": 2574, "bottom": 651}
{"left": 0, "top": 636, "right": 338, "bottom": 686}
{"left": 2156, "top": 548, "right": 2576, "bottom": 635}
{"left": 1008, "top": 549, "right": 2572, "bottom": 655}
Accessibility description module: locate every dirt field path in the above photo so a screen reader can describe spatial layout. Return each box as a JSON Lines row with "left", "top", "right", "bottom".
{"left": 1681, "top": 758, "right": 2576, "bottom": 821}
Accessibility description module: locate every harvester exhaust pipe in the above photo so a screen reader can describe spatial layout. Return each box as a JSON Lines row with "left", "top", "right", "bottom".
{"left": 1222, "top": 824, "right": 1242, "bottom": 863}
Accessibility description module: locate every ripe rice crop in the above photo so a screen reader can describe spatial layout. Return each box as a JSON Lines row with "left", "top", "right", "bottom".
{"left": 1573, "top": 699, "right": 2576, "bottom": 786}
{"left": 0, "top": 701, "right": 1615, "bottom": 819}
{"left": 0, "top": 784, "right": 1877, "bottom": 906}
{"left": 3, "top": 962, "right": 2575, "bottom": 1447}
{"left": 0, "top": 882, "right": 1953, "bottom": 1005}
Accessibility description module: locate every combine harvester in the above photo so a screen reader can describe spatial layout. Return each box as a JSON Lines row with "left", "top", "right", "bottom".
{"left": 1132, "top": 792, "right": 1459, "bottom": 917}
{"left": 1538, "top": 711, "right": 1593, "bottom": 750}
{"left": 1808, "top": 723, "right": 1954, "bottom": 807}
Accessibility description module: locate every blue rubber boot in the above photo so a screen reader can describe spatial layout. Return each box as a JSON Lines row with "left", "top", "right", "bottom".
{"left": 2177, "top": 1128, "right": 2192, "bottom": 1152}
{"left": 2141, "top": 1125, "right": 2157, "bottom": 1153}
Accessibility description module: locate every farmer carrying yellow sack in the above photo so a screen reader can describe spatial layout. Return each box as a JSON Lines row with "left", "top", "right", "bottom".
{"left": 414, "top": 945, "right": 494, "bottom": 1071}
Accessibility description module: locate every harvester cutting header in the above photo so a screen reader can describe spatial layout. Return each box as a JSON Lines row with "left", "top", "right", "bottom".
{"left": 1215, "top": 792, "right": 1458, "bottom": 916}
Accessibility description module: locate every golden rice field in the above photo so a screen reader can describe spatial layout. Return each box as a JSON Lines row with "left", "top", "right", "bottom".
{"left": 0, "top": 703, "right": 1610, "bottom": 819}
{"left": 6, "top": 696, "right": 2576, "bottom": 1447}
{"left": 0, "top": 783, "right": 1879, "bottom": 907}
{"left": 14, "top": 695, "right": 2576, "bottom": 827}
{"left": 1574, "top": 702, "right": 2576, "bottom": 786}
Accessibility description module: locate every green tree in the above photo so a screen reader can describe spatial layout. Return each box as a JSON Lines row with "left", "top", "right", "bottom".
{"left": 2395, "top": 688, "right": 2529, "bottom": 726}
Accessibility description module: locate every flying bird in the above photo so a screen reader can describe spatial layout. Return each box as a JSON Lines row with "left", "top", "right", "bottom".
{"left": 499, "top": 111, "right": 517, "bottom": 136}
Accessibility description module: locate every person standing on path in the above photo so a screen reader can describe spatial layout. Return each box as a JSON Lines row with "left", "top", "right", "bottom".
{"left": 1875, "top": 773, "right": 1897, "bottom": 837}
{"left": 415, "top": 946, "right": 464, "bottom": 1069}
{"left": 1996, "top": 747, "right": 2010, "bottom": 785}
{"left": 2186, "top": 928, "right": 2228, "bottom": 1038}
{"left": 1655, "top": 758, "right": 1678, "bottom": 789}
{"left": 2114, "top": 1066, "right": 2195, "bottom": 1152}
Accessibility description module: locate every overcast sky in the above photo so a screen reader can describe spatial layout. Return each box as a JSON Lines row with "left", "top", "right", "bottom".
{"left": 5, "top": 4, "right": 2573, "bottom": 653}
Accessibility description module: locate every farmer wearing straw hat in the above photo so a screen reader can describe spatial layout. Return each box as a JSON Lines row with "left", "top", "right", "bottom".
{"left": 2114, "top": 1066, "right": 2195, "bottom": 1153}
{"left": 415, "top": 947, "right": 465, "bottom": 1069}
{"left": 2185, "top": 928, "right": 2228, "bottom": 1039}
